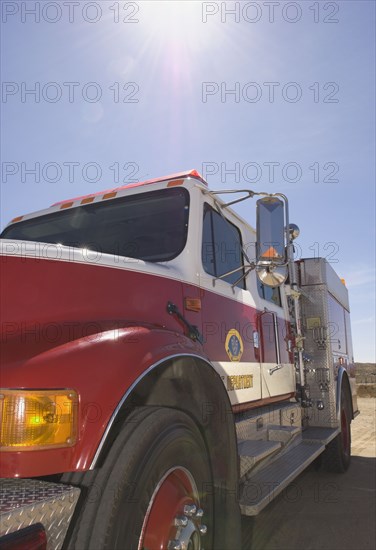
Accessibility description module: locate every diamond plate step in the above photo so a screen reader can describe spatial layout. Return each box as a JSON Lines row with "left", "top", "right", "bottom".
{"left": 238, "top": 440, "right": 282, "bottom": 478}
{"left": 302, "top": 426, "right": 340, "bottom": 445}
{"left": 268, "top": 425, "right": 301, "bottom": 444}
{"left": 0, "top": 479, "right": 80, "bottom": 550}
{"left": 239, "top": 441, "right": 324, "bottom": 516}
{"left": 235, "top": 402, "right": 301, "bottom": 441}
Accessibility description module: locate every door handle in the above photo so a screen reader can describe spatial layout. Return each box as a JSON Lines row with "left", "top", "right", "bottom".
{"left": 269, "top": 364, "right": 285, "bottom": 375}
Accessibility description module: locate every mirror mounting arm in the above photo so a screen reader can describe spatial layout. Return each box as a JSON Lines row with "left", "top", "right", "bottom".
{"left": 203, "top": 189, "right": 257, "bottom": 208}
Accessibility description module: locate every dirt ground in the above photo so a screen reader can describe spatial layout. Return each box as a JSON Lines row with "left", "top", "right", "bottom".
{"left": 242, "top": 398, "right": 376, "bottom": 550}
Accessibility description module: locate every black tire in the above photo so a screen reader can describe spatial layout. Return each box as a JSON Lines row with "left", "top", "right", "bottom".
{"left": 63, "top": 407, "right": 214, "bottom": 550}
{"left": 321, "top": 386, "right": 351, "bottom": 473}
{"left": 241, "top": 516, "right": 254, "bottom": 550}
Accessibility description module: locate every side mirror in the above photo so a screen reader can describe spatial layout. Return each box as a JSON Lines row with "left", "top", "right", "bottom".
{"left": 256, "top": 197, "right": 287, "bottom": 287}
{"left": 256, "top": 197, "right": 285, "bottom": 263}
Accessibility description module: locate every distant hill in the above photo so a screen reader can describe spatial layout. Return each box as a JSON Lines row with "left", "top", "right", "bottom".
{"left": 355, "top": 363, "right": 376, "bottom": 398}
{"left": 355, "top": 362, "right": 376, "bottom": 383}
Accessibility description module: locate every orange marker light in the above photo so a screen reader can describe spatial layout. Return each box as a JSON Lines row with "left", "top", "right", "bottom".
{"left": 11, "top": 216, "right": 24, "bottom": 223}
{"left": 103, "top": 192, "right": 117, "bottom": 200}
{"left": 81, "top": 197, "right": 95, "bottom": 205}
{"left": 184, "top": 298, "right": 202, "bottom": 312}
{"left": 0, "top": 390, "right": 78, "bottom": 451}
{"left": 167, "top": 179, "right": 184, "bottom": 187}
{"left": 60, "top": 202, "right": 74, "bottom": 209}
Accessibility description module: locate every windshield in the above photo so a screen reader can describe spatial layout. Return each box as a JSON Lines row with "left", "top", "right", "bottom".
{"left": 1, "top": 187, "right": 190, "bottom": 263}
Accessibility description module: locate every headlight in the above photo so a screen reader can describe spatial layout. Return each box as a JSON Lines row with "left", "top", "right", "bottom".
{"left": 0, "top": 390, "right": 78, "bottom": 450}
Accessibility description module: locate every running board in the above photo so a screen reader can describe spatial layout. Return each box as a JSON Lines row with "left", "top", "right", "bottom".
{"left": 239, "top": 441, "right": 324, "bottom": 516}
{"left": 238, "top": 440, "right": 281, "bottom": 478}
{"left": 302, "top": 426, "right": 340, "bottom": 445}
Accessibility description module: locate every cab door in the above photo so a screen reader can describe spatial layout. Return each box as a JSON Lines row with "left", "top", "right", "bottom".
{"left": 257, "top": 283, "right": 295, "bottom": 399}
{"left": 199, "top": 202, "right": 262, "bottom": 405}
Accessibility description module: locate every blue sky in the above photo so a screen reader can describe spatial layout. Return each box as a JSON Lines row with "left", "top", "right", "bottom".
{"left": 1, "top": 1, "right": 375, "bottom": 361}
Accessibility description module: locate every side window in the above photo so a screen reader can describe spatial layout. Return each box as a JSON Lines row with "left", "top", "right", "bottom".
{"left": 257, "top": 278, "right": 282, "bottom": 307}
{"left": 202, "top": 204, "right": 245, "bottom": 289}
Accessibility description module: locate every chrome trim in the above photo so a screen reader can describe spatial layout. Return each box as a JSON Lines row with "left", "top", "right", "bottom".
{"left": 261, "top": 310, "right": 284, "bottom": 376}
{"left": 89, "top": 353, "right": 213, "bottom": 469}
{"left": 273, "top": 312, "right": 282, "bottom": 367}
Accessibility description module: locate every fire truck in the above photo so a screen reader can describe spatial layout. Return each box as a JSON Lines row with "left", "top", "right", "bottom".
{"left": 0, "top": 170, "right": 358, "bottom": 550}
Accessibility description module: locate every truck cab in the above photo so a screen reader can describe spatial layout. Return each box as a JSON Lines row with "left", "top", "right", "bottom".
{"left": 0, "top": 170, "right": 358, "bottom": 550}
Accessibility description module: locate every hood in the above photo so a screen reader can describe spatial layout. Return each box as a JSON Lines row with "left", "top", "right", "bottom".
{"left": 0, "top": 241, "right": 184, "bottom": 365}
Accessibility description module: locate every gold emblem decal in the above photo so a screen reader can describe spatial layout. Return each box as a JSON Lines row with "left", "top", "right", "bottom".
{"left": 225, "top": 329, "right": 244, "bottom": 361}
{"left": 227, "top": 375, "right": 253, "bottom": 391}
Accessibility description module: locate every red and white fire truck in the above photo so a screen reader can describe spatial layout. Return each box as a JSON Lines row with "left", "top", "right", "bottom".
{"left": 0, "top": 170, "right": 358, "bottom": 550}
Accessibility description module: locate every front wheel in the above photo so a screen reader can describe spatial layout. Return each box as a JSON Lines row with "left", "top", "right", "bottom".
{"left": 322, "top": 386, "right": 351, "bottom": 473}
{"left": 64, "top": 407, "right": 214, "bottom": 550}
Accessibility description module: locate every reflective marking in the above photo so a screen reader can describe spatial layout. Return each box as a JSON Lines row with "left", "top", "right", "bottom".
{"left": 227, "top": 375, "right": 253, "bottom": 391}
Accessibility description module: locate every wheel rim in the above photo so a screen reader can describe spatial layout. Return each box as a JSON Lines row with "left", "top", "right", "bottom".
{"left": 139, "top": 466, "right": 207, "bottom": 550}
{"left": 341, "top": 407, "right": 350, "bottom": 456}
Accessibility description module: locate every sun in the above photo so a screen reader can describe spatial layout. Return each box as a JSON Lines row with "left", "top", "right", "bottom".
{"left": 138, "top": 1, "right": 220, "bottom": 52}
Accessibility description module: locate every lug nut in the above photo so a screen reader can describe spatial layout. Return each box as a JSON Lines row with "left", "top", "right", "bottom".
{"left": 168, "top": 541, "right": 182, "bottom": 550}
{"left": 174, "top": 515, "right": 188, "bottom": 527}
{"left": 199, "top": 524, "right": 208, "bottom": 535}
{"left": 195, "top": 508, "right": 204, "bottom": 518}
{"left": 183, "top": 504, "right": 197, "bottom": 517}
